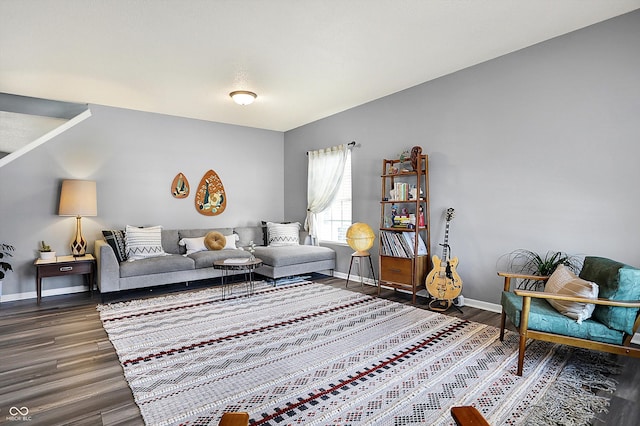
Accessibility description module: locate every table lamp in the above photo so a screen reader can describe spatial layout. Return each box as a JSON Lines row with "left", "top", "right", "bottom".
{"left": 58, "top": 180, "right": 97, "bottom": 256}
{"left": 346, "top": 223, "right": 375, "bottom": 256}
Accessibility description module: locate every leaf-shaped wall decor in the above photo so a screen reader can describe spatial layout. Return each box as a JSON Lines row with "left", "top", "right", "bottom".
{"left": 194, "top": 169, "right": 226, "bottom": 216}
{"left": 171, "top": 173, "right": 190, "bottom": 198}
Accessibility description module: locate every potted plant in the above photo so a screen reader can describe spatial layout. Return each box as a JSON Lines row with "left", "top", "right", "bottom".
{"left": 1, "top": 243, "right": 15, "bottom": 299}
{"left": 499, "top": 249, "right": 581, "bottom": 290}
{"left": 39, "top": 241, "right": 56, "bottom": 260}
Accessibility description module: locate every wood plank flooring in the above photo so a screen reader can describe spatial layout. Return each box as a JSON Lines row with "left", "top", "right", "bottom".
{"left": 0, "top": 275, "right": 637, "bottom": 425}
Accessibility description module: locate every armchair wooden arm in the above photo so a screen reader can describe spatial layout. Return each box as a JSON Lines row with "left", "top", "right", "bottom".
{"left": 497, "top": 271, "right": 548, "bottom": 291}
{"left": 514, "top": 289, "right": 640, "bottom": 308}
{"left": 497, "top": 272, "right": 548, "bottom": 339}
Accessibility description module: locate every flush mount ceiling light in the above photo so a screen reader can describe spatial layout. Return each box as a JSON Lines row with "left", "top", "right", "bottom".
{"left": 229, "top": 90, "right": 257, "bottom": 105}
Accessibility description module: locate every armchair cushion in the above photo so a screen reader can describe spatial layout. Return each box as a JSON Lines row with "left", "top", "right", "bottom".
{"left": 544, "top": 264, "right": 598, "bottom": 323}
{"left": 501, "top": 291, "right": 624, "bottom": 345}
{"left": 579, "top": 256, "right": 640, "bottom": 335}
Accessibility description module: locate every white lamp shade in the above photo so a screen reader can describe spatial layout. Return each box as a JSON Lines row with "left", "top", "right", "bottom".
{"left": 58, "top": 180, "right": 97, "bottom": 217}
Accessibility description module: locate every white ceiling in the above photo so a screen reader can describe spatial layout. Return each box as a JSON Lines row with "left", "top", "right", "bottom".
{"left": 1, "top": 1, "right": 639, "bottom": 132}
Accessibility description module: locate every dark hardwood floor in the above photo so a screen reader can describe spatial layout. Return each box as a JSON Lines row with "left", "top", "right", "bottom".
{"left": 0, "top": 275, "right": 637, "bottom": 425}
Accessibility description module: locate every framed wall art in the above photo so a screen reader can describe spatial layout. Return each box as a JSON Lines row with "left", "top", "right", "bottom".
{"left": 171, "top": 173, "right": 190, "bottom": 198}
{"left": 194, "top": 169, "right": 226, "bottom": 215}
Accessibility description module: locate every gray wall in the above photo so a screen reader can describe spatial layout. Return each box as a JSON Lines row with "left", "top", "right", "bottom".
{"left": 0, "top": 104, "right": 284, "bottom": 298}
{"left": 284, "top": 10, "right": 640, "bottom": 305}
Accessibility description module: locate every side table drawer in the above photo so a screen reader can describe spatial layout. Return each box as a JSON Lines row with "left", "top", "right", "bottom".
{"left": 38, "top": 262, "right": 92, "bottom": 276}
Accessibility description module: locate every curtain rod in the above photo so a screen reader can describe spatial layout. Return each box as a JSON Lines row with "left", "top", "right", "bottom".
{"left": 306, "top": 141, "right": 356, "bottom": 156}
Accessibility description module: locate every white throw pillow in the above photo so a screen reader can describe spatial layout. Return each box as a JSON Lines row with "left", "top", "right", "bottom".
{"left": 223, "top": 233, "right": 239, "bottom": 250}
{"left": 179, "top": 236, "right": 207, "bottom": 255}
{"left": 544, "top": 264, "right": 599, "bottom": 323}
{"left": 125, "top": 225, "right": 168, "bottom": 261}
{"left": 267, "top": 222, "right": 300, "bottom": 247}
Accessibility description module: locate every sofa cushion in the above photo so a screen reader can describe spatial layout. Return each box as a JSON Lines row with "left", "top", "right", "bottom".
{"left": 501, "top": 291, "right": 623, "bottom": 345}
{"left": 544, "top": 265, "right": 598, "bottom": 323}
{"left": 125, "top": 225, "right": 168, "bottom": 261}
{"left": 580, "top": 256, "right": 640, "bottom": 335}
{"left": 161, "top": 229, "right": 181, "bottom": 254}
{"left": 120, "top": 254, "right": 195, "bottom": 278}
{"left": 235, "top": 226, "right": 265, "bottom": 247}
{"left": 267, "top": 222, "right": 300, "bottom": 246}
{"left": 253, "top": 245, "right": 334, "bottom": 267}
{"left": 189, "top": 249, "right": 251, "bottom": 269}
{"left": 102, "top": 230, "right": 127, "bottom": 262}
{"left": 179, "top": 236, "right": 208, "bottom": 255}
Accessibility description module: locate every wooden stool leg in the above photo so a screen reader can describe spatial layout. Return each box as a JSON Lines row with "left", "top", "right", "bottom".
{"left": 346, "top": 256, "right": 356, "bottom": 288}
{"left": 367, "top": 254, "right": 377, "bottom": 285}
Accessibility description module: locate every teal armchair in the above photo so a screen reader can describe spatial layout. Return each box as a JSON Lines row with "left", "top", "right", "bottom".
{"left": 499, "top": 256, "right": 640, "bottom": 376}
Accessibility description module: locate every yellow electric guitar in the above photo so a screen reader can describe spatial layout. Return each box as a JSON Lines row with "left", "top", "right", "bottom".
{"left": 425, "top": 208, "right": 463, "bottom": 311}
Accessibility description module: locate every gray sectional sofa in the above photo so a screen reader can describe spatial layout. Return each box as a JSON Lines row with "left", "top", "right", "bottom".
{"left": 95, "top": 225, "right": 336, "bottom": 294}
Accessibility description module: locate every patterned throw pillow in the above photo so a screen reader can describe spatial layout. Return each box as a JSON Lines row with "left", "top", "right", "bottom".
{"left": 125, "top": 225, "right": 167, "bottom": 261}
{"left": 544, "top": 264, "right": 599, "bottom": 323}
{"left": 102, "top": 229, "right": 127, "bottom": 262}
{"left": 267, "top": 222, "right": 300, "bottom": 247}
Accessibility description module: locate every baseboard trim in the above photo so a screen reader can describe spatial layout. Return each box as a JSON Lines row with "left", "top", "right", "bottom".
{"left": 332, "top": 271, "right": 501, "bottom": 313}
{"left": 1, "top": 275, "right": 504, "bottom": 314}
{"left": 0, "top": 285, "right": 89, "bottom": 303}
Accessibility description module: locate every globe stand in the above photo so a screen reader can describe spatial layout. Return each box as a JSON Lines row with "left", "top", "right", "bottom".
{"left": 346, "top": 252, "right": 377, "bottom": 289}
{"left": 345, "top": 222, "right": 377, "bottom": 290}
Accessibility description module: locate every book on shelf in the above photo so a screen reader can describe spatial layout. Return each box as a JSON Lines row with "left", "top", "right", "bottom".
{"left": 402, "top": 232, "right": 428, "bottom": 255}
{"left": 379, "top": 230, "right": 428, "bottom": 258}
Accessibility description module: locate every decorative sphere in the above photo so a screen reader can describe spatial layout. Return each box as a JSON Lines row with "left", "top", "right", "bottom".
{"left": 346, "top": 223, "right": 375, "bottom": 255}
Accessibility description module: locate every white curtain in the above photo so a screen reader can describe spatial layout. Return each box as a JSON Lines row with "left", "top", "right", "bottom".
{"left": 305, "top": 144, "right": 349, "bottom": 245}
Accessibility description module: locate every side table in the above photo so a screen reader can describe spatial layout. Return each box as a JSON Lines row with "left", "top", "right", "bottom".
{"left": 213, "top": 258, "right": 263, "bottom": 299}
{"left": 34, "top": 254, "right": 96, "bottom": 305}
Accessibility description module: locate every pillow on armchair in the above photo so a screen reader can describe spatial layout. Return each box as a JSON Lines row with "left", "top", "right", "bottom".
{"left": 544, "top": 264, "right": 599, "bottom": 323}
{"left": 580, "top": 256, "right": 640, "bottom": 335}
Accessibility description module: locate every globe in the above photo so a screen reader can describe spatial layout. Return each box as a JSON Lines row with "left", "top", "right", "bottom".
{"left": 346, "top": 223, "right": 376, "bottom": 256}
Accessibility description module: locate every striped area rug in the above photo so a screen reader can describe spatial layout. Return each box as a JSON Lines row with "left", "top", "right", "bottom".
{"left": 98, "top": 281, "right": 604, "bottom": 425}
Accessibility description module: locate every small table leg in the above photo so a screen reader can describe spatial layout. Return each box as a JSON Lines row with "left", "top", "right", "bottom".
{"left": 37, "top": 273, "right": 42, "bottom": 306}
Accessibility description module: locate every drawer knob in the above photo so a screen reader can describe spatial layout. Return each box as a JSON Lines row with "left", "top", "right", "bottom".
{"left": 59, "top": 266, "right": 73, "bottom": 272}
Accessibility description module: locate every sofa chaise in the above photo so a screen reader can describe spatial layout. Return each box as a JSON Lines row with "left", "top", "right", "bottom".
{"left": 95, "top": 225, "right": 336, "bottom": 294}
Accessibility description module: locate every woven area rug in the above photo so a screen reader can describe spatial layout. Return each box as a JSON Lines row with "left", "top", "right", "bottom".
{"left": 98, "top": 281, "right": 616, "bottom": 426}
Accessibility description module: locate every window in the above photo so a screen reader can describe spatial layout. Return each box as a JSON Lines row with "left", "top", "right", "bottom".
{"left": 316, "top": 150, "right": 352, "bottom": 243}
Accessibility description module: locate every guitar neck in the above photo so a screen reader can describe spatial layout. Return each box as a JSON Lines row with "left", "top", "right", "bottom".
{"left": 441, "top": 222, "right": 450, "bottom": 261}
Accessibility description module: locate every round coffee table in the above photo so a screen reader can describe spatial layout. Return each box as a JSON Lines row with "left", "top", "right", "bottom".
{"left": 213, "top": 258, "right": 263, "bottom": 299}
